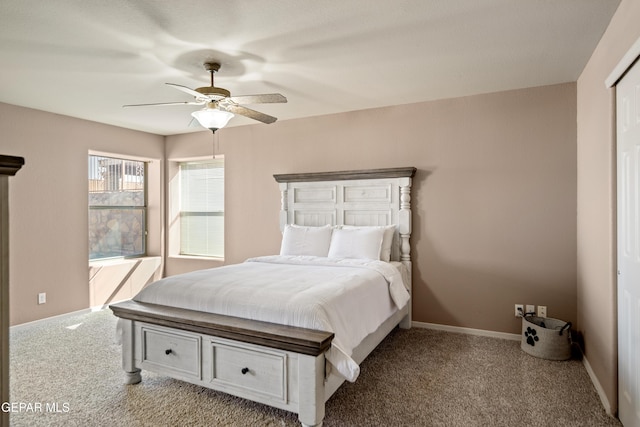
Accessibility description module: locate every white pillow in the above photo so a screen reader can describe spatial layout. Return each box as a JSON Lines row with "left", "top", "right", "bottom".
{"left": 342, "top": 225, "right": 396, "bottom": 262}
{"left": 280, "top": 224, "right": 333, "bottom": 257}
{"left": 328, "top": 227, "right": 385, "bottom": 260}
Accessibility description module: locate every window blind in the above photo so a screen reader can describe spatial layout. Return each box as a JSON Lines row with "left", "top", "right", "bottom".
{"left": 179, "top": 159, "right": 224, "bottom": 257}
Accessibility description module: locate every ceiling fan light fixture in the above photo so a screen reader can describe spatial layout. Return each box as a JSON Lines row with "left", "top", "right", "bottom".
{"left": 125, "top": 62, "right": 285, "bottom": 128}
{"left": 191, "top": 108, "right": 234, "bottom": 132}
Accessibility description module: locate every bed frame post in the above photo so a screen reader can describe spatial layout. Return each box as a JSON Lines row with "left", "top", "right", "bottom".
{"left": 120, "top": 319, "right": 142, "bottom": 384}
{"left": 297, "top": 354, "right": 326, "bottom": 427}
{"left": 398, "top": 177, "right": 412, "bottom": 262}
{"left": 279, "top": 182, "right": 288, "bottom": 233}
{"left": 399, "top": 176, "right": 412, "bottom": 329}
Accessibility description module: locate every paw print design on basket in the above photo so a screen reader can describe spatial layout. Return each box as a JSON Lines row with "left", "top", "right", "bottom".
{"left": 524, "top": 326, "right": 539, "bottom": 346}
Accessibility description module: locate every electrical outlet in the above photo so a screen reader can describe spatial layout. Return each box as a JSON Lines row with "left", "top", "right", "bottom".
{"left": 515, "top": 304, "right": 524, "bottom": 317}
{"left": 38, "top": 292, "right": 46, "bottom": 305}
{"left": 526, "top": 304, "right": 535, "bottom": 315}
{"left": 537, "top": 305, "right": 547, "bottom": 318}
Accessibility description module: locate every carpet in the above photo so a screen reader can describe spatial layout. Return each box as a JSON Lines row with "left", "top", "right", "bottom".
{"left": 9, "top": 309, "right": 620, "bottom": 426}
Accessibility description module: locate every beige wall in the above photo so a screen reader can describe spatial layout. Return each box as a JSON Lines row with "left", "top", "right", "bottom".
{"left": 0, "top": 102, "right": 164, "bottom": 325}
{"left": 576, "top": 0, "right": 640, "bottom": 414}
{"left": 167, "top": 83, "right": 577, "bottom": 335}
{"left": 2, "top": 83, "right": 577, "bottom": 343}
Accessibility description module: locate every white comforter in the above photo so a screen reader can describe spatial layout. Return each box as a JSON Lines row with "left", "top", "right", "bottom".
{"left": 132, "top": 255, "right": 409, "bottom": 382}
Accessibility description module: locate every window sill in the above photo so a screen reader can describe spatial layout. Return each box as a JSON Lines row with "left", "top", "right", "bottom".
{"left": 168, "top": 255, "right": 225, "bottom": 262}
{"left": 89, "top": 255, "right": 161, "bottom": 267}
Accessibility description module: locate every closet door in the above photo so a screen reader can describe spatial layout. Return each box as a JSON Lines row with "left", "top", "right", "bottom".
{"left": 617, "top": 58, "right": 640, "bottom": 427}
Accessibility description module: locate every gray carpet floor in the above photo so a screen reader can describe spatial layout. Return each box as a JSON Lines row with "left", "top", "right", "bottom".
{"left": 9, "top": 309, "right": 621, "bottom": 427}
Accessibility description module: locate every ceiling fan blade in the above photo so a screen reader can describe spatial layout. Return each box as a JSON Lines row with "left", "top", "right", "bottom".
{"left": 222, "top": 104, "right": 278, "bottom": 124}
{"left": 123, "top": 101, "right": 204, "bottom": 107}
{"left": 165, "top": 83, "right": 210, "bottom": 100}
{"left": 228, "top": 93, "right": 287, "bottom": 104}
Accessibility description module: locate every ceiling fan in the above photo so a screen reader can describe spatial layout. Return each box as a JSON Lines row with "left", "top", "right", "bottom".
{"left": 124, "top": 62, "right": 287, "bottom": 132}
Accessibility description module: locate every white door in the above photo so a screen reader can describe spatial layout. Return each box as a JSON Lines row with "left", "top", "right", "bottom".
{"left": 618, "top": 58, "right": 640, "bottom": 427}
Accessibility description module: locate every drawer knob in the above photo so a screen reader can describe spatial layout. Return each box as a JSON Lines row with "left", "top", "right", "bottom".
{"left": 241, "top": 367, "right": 249, "bottom": 375}
{"left": 165, "top": 349, "right": 172, "bottom": 355}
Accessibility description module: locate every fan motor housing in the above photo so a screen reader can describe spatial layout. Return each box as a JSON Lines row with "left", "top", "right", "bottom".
{"left": 195, "top": 86, "right": 230, "bottom": 99}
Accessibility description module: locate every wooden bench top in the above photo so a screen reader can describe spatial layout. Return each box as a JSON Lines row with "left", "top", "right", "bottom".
{"left": 110, "top": 300, "right": 334, "bottom": 356}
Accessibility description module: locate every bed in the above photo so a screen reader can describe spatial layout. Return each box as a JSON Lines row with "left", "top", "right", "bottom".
{"left": 110, "top": 167, "right": 416, "bottom": 427}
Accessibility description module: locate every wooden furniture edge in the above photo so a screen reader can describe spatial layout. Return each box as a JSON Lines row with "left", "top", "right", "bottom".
{"left": 110, "top": 300, "right": 334, "bottom": 356}
{"left": 1, "top": 154, "right": 23, "bottom": 427}
{"left": 0, "top": 155, "right": 25, "bottom": 177}
{"left": 273, "top": 167, "right": 416, "bottom": 183}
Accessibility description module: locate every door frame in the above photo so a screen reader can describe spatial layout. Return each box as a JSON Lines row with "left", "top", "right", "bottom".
{"left": 606, "top": 36, "right": 640, "bottom": 87}
{"left": 607, "top": 35, "right": 640, "bottom": 424}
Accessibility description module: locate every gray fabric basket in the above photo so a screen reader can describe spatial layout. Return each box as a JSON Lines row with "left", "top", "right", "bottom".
{"left": 521, "top": 315, "right": 572, "bottom": 360}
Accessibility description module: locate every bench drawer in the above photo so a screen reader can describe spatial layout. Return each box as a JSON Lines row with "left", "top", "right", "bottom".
{"left": 210, "top": 340, "right": 287, "bottom": 402}
{"left": 141, "top": 326, "right": 201, "bottom": 379}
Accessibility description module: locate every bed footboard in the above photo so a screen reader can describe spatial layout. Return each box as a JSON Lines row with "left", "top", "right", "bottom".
{"left": 111, "top": 301, "right": 333, "bottom": 427}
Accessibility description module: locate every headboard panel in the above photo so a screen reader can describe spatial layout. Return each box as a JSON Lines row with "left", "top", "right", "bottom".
{"left": 273, "top": 167, "right": 416, "bottom": 264}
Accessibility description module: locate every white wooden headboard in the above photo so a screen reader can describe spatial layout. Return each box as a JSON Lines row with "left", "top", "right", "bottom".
{"left": 273, "top": 167, "right": 416, "bottom": 264}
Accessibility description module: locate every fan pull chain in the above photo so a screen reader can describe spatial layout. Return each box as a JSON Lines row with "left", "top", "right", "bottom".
{"left": 211, "top": 130, "right": 222, "bottom": 159}
{"left": 212, "top": 131, "right": 216, "bottom": 158}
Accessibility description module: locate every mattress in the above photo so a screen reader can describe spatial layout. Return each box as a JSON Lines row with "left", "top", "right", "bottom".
{"left": 132, "top": 255, "right": 409, "bottom": 381}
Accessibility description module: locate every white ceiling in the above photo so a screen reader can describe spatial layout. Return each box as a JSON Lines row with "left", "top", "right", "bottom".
{"left": 0, "top": 0, "right": 620, "bottom": 136}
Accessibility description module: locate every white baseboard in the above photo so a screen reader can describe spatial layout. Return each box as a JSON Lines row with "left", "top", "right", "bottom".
{"left": 582, "top": 354, "right": 614, "bottom": 416}
{"left": 10, "top": 308, "right": 92, "bottom": 331}
{"left": 412, "top": 320, "right": 521, "bottom": 341}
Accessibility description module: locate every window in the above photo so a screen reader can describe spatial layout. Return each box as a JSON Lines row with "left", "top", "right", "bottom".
{"left": 88, "top": 155, "right": 146, "bottom": 260}
{"left": 179, "top": 159, "right": 224, "bottom": 257}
